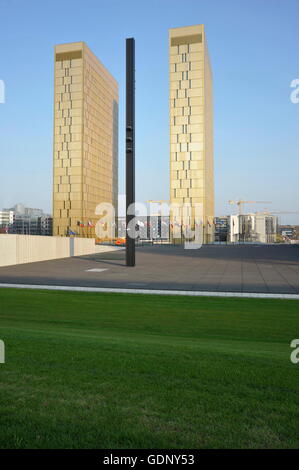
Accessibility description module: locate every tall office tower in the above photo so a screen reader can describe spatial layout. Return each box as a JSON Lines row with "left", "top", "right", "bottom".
{"left": 169, "top": 25, "right": 214, "bottom": 243}
{"left": 53, "top": 42, "right": 118, "bottom": 237}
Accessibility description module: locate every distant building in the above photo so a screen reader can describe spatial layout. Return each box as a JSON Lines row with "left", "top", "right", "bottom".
{"left": 278, "top": 225, "right": 299, "bottom": 240}
{"left": 6, "top": 203, "right": 44, "bottom": 217}
{"left": 11, "top": 215, "right": 52, "bottom": 236}
{"left": 0, "top": 210, "right": 14, "bottom": 229}
{"left": 37, "top": 216, "right": 53, "bottom": 236}
{"left": 169, "top": 25, "right": 214, "bottom": 243}
{"left": 1, "top": 204, "right": 52, "bottom": 236}
{"left": 228, "top": 214, "right": 278, "bottom": 243}
{"left": 214, "top": 216, "right": 229, "bottom": 242}
{"left": 229, "top": 215, "right": 240, "bottom": 243}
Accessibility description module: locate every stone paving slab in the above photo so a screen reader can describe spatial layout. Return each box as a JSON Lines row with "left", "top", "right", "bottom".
{"left": 0, "top": 244, "right": 298, "bottom": 294}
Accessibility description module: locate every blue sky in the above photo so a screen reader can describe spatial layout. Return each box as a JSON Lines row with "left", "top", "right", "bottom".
{"left": 0, "top": 0, "right": 298, "bottom": 223}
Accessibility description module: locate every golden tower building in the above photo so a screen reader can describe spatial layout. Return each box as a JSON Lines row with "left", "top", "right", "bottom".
{"left": 169, "top": 25, "right": 214, "bottom": 243}
{"left": 53, "top": 42, "right": 118, "bottom": 237}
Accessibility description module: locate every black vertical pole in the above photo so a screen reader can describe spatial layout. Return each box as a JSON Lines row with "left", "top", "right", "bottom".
{"left": 126, "top": 38, "right": 135, "bottom": 266}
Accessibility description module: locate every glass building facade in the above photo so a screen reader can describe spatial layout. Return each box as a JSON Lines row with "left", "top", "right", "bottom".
{"left": 169, "top": 25, "right": 214, "bottom": 243}
{"left": 53, "top": 42, "right": 118, "bottom": 237}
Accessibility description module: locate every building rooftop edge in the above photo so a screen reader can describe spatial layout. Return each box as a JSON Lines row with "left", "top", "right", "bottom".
{"left": 169, "top": 24, "right": 204, "bottom": 34}
{"left": 54, "top": 41, "right": 118, "bottom": 88}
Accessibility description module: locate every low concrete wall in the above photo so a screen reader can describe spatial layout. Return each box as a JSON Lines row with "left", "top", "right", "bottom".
{"left": 0, "top": 235, "right": 121, "bottom": 267}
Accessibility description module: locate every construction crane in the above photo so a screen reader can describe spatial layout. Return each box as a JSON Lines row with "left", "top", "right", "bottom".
{"left": 146, "top": 200, "right": 169, "bottom": 205}
{"left": 146, "top": 200, "right": 169, "bottom": 215}
{"left": 255, "top": 211, "right": 299, "bottom": 215}
{"left": 228, "top": 199, "right": 272, "bottom": 215}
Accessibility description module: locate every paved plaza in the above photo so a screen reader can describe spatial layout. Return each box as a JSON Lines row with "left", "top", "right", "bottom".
{"left": 0, "top": 244, "right": 299, "bottom": 294}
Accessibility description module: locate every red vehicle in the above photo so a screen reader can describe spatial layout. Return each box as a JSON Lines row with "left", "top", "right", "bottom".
{"left": 115, "top": 238, "right": 126, "bottom": 246}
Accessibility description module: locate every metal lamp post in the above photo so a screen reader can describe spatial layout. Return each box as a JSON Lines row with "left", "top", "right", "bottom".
{"left": 126, "top": 38, "right": 135, "bottom": 266}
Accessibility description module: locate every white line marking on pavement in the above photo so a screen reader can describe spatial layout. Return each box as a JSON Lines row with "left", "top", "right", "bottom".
{"left": 126, "top": 282, "right": 148, "bottom": 286}
{"left": 0, "top": 283, "right": 299, "bottom": 300}
{"left": 85, "top": 269, "right": 108, "bottom": 272}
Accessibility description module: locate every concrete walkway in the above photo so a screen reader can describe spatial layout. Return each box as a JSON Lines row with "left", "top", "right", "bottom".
{"left": 0, "top": 244, "right": 298, "bottom": 295}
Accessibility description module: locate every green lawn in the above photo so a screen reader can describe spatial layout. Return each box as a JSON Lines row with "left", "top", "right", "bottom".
{"left": 0, "top": 288, "right": 298, "bottom": 449}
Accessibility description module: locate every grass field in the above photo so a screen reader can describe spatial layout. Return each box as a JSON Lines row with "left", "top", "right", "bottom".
{"left": 0, "top": 288, "right": 298, "bottom": 449}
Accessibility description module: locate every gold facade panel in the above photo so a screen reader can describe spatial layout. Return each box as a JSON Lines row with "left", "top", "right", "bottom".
{"left": 69, "top": 67, "right": 82, "bottom": 76}
{"left": 191, "top": 79, "right": 203, "bottom": 88}
{"left": 187, "top": 88, "right": 203, "bottom": 98}
{"left": 174, "top": 115, "right": 189, "bottom": 125}
{"left": 178, "top": 45, "right": 188, "bottom": 54}
{"left": 170, "top": 46, "right": 178, "bottom": 55}
{"left": 178, "top": 134, "right": 191, "bottom": 144}
{"left": 188, "top": 70, "right": 202, "bottom": 79}
{"left": 189, "top": 43, "right": 202, "bottom": 52}
{"left": 55, "top": 69, "right": 65, "bottom": 78}
{"left": 190, "top": 61, "right": 203, "bottom": 71}
{"left": 171, "top": 180, "right": 181, "bottom": 189}
{"left": 61, "top": 176, "right": 69, "bottom": 184}
{"left": 189, "top": 188, "right": 204, "bottom": 197}
{"left": 177, "top": 90, "right": 186, "bottom": 99}
{"left": 191, "top": 96, "right": 204, "bottom": 105}
{"left": 71, "top": 99, "right": 83, "bottom": 109}
{"left": 172, "top": 162, "right": 184, "bottom": 170}
{"left": 70, "top": 83, "right": 83, "bottom": 93}
{"left": 68, "top": 142, "right": 81, "bottom": 150}
{"left": 170, "top": 72, "right": 182, "bottom": 80}
{"left": 191, "top": 151, "right": 203, "bottom": 160}
{"left": 191, "top": 133, "right": 204, "bottom": 143}
{"left": 170, "top": 80, "right": 180, "bottom": 90}
{"left": 189, "top": 114, "right": 203, "bottom": 124}
{"left": 180, "top": 80, "right": 189, "bottom": 89}
{"left": 176, "top": 63, "right": 189, "bottom": 72}
{"left": 191, "top": 178, "right": 204, "bottom": 188}
{"left": 181, "top": 180, "right": 191, "bottom": 189}
{"left": 176, "top": 189, "right": 188, "bottom": 198}
{"left": 189, "top": 106, "right": 202, "bottom": 115}
{"left": 70, "top": 92, "right": 82, "bottom": 101}
{"left": 71, "top": 75, "right": 82, "bottom": 84}
{"left": 189, "top": 142, "right": 204, "bottom": 151}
